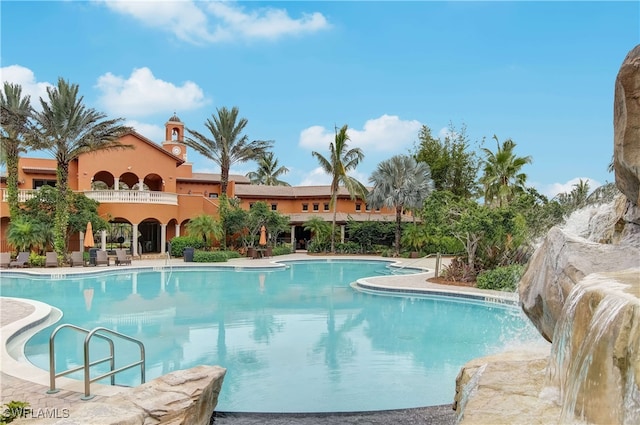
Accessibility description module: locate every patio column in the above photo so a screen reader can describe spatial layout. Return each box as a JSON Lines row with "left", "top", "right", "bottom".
{"left": 101, "top": 230, "right": 107, "bottom": 250}
{"left": 290, "top": 225, "right": 296, "bottom": 250}
{"left": 138, "top": 178, "right": 144, "bottom": 191}
{"left": 340, "top": 225, "right": 345, "bottom": 244}
{"left": 174, "top": 223, "right": 180, "bottom": 238}
{"left": 79, "top": 231, "right": 85, "bottom": 251}
{"left": 132, "top": 223, "right": 139, "bottom": 257}
{"left": 160, "top": 223, "right": 167, "bottom": 254}
{"left": 114, "top": 177, "right": 120, "bottom": 191}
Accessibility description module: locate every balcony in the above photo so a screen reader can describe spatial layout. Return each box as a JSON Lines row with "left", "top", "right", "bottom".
{"left": 84, "top": 190, "right": 178, "bottom": 205}
{"left": 2, "top": 189, "right": 178, "bottom": 206}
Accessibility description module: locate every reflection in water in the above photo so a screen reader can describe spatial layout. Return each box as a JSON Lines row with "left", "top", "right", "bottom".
{"left": 0, "top": 261, "right": 541, "bottom": 412}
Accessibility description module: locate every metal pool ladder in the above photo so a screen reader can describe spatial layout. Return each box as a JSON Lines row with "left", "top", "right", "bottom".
{"left": 47, "top": 324, "right": 145, "bottom": 400}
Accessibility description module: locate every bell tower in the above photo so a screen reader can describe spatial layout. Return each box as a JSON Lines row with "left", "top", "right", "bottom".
{"left": 162, "top": 113, "right": 187, "bottom": 161}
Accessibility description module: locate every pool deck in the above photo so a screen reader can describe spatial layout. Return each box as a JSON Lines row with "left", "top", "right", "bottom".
{"left": 0, "top": 253, "right": 514, "bottom": 423}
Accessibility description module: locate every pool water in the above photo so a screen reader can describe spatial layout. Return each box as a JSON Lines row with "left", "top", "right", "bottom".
{"left": 0, "top": 260, "right": 540, "bottom": 412}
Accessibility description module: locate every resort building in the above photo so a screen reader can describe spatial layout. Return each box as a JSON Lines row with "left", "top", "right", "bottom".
{"left": 0, "top": 114, "right": 410, "bottom": 255}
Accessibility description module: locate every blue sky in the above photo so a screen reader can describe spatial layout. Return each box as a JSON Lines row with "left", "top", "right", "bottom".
{"left": 2, "top": 1, "right": 638, "bottom": 197}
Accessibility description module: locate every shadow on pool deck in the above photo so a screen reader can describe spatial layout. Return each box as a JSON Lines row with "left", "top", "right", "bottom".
{"left": 211, "top": 406, "right": 456, "bottom": 425}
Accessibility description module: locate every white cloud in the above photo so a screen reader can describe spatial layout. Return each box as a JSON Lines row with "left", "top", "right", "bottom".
{"left": 207, "top": 1, "right": 329, "bottom": 41}
{"left": 539, "top": 177, "right": 602, "bottom": 199}
{"left": 95, "top": 67, "right": 208, "bottom": 117}
{"left": 299, "top": 167, "right": 333, "bottom": 186}
{"left": 100, "top": 0, "right": 215, "bottom": 44}
{"left": 0, "top": 65, "right": 53, "bottom": 109}
{"left": 100, "top": 0, "right": 329, "bottom": 44}
{"left": 299, "top": 115, "right": 423, "bottom": 153}
{"left": 125, "top": 120, "right": 165, "bottom": 143}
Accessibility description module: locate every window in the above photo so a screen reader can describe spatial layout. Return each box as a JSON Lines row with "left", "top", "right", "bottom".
{"left": 302, "top": 203, "right": 309, "bottom": 212}
{"left": 365, "top": 204, "right": 371, "bottom": 211}
{"left": 33, "top": 179, "right": 56, "bottom": 189}
{"left": 209, "top": 193, "right": 218, "bottom": 198}
{"left": 355, "top": 203, "right": 361, "bottom": 212}
{"left": 271, "top": 203, "right": 277, "bottom": 211}
{"left": 323, "top": 203, "right": 330, "bottom": 211}
{"left": 249, "top": 203, "right": 255, "bottom": 209}
{"left": 313, "top": 203, "right": 319, "bottom": 212}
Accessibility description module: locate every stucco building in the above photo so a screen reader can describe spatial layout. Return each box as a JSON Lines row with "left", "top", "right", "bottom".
{"left": 0, "top": 115, "right": 409, "bottom": 255}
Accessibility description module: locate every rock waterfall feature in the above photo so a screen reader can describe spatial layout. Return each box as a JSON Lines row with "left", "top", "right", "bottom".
{"left": 455, "top": 45, "right": 640, "bottom": 424}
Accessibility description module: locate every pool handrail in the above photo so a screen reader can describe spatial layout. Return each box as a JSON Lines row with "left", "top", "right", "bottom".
{"left": 47, "top": 323, "right": 146, "bottom": 400}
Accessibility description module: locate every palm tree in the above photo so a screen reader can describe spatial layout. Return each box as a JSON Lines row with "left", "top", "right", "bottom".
{"left": 29, "top": 78, "right": 131, "bottom": 258}
{"left": 312, "top": 124, "right": 367, "bottom": 253}
{"left": 6, "top": 216, "right": 52, "bottom": 253}
{"left": 246, "top": 151, "right": 290, "bottom": 186}
{"left": 1, "top": 82, "right": 32, "bottom": 218}
{"left": 186, "top": 214, "right": 223, "bottom": 249}
{"left": 184, "top": 106, "right": 273, "bottom": 195}
{"left": 480, "top": 135, "right": 532, "bottom": 208}
{"left": 367, "top": 155, "right": 434, "bottom": 256}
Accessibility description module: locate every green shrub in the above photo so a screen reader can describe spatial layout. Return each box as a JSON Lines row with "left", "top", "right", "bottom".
{"left": 28, "top": 253, "right": 44, "bottom": 267}
{"left": 218, "top": 250, "right": 241, "bottom": 259}
{"left": 272, "top": 246, "right": 292, "bottom": 256}
{"left": 335, "top": 241, "right": 360, "bottom": 254}
{"left": 193, "top": 251, "right": 228, "bottom": 262}
{"left": 476, "top": 264, "right": 525, "bottom": 291}
{"left": 170, "top": 236, "right": 205, "bottom": 257}
{"left": 1, "top": 400, "right": 30, "bottom": 424}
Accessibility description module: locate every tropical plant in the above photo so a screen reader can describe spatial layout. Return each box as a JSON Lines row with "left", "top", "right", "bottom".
{"left": 367, "top": 155, "right": 434, "bottom": 256}
{"left": 6, "top": 216, "right": 51, "bottom": 253}
{"left": 312, "top": 124, "right": 368, "bottom": 252}
{"left": 346, "top": 220, "right": 395, "bottom": 254}
{"left": 413, "top": 123, "right": 480, "bottom": 198}
{"left": 303, "top": 216, "right": 332, "bottom": 247}
{"left": 479, "top": 135, "right": 532, "bottom": 208}
{"left": 28, "top": 78, "right": 131, "bottom": 258}
{"left": 186, "top": 214, "right": 223, "bottom": 249}
{"left": 184, "top": 106, "right": 273, "bottom": 195}
{"left": 246, "top": 151, "right": 290, "bottom": 186}
{"left": 0, "top": 82, "right": 32, "bottom": 218}
{"left": 401, "top": 223, "right": 429, "bottom": 253}
{"left": 21, "top": 185, "right": 108, "bottom": 251}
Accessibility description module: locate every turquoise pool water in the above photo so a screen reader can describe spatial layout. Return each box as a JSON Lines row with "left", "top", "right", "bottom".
{"left": 0, "top": 260, "right": 539, "bottom": 412}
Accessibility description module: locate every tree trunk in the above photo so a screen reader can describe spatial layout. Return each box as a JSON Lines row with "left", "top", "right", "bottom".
{"left": 395, "top": 206, "right": 402, "bottom": 257}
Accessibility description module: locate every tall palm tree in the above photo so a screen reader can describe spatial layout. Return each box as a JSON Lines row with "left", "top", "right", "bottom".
{"left": 184, "top": 106, "right": 273, "bottom": 195}
{"left": 480, "top": 135, "right": 532, "bottom": 208}
{"left": 246, "top": 151, "right": 290, "bottom": 186}
{"left": 367, "top": 155, "right": 434, "bottom": 257}
{"left": 312, "top": 124, "right": 367, "bottom": 253}
{"left": 29, "top": 78, "right": 131, "bottom": 258}
{"left": 1, "top": 82, "right": 32, "bottom": 218}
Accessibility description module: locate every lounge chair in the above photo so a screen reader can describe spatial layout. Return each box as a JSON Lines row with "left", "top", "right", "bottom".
{"left": 115, "top": 249, "right": 131, "bottom": 266}
{"left": 70, "top": 251, "right": 84, "bottom": 267}
{"left": 0, "top": 252, "right": 10, "bottom": 268}
{"left": 95, "top": 250, "right": 109, "bottom": 266}
{"left": 9, "top": 252, "right": 30, "bottom": 268}
{"left": 45, "top": 252, "right": 59, "bottom": 267}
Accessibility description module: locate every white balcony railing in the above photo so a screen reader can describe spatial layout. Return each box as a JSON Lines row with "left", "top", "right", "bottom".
{"left": 2, "top": 189, "right": 178, "bottom": 206}
{"left": 84, "top": 190, "right": 178, "bottom": 205}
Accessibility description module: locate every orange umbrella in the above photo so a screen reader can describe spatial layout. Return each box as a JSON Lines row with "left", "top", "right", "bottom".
{"left": 84, "top": 222, "right": 95, "bottom": 250}
{"left": 259, "top": 225, "right": 267, "bottom": 246}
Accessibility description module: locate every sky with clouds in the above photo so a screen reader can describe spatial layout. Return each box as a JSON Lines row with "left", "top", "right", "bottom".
{"left": 1, "top": 0, "right": 638, "bottom": 198}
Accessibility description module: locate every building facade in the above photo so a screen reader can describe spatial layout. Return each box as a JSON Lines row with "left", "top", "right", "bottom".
{"left": 0, "top": 115, "right": 411, "bottom": 255}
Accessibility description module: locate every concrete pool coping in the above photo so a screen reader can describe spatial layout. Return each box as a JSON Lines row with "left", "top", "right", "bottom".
{"left": 0, "top": 253, "right": 515, "bottom": 418}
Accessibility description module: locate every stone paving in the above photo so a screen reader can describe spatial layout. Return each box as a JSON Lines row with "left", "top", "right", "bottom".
{"left": 0, "top": 253, "right": 503, "bottom": 424}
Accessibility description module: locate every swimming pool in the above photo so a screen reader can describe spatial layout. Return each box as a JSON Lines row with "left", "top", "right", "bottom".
{"left": 0, "top": 260, "right": 540, "bottom": 412}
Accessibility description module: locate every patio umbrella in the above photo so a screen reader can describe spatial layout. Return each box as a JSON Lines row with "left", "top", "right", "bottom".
{"left": 84, "top": 222, "right": 95, "bottom": 251}
{"left": 259, "top": 225, "right": 267, "bottom": 246}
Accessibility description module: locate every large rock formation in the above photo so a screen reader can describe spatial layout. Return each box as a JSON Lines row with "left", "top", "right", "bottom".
{"left": 519, "top": 226, "right": 639, "bottom": 342}
{"left": 614, "top": 45, "right": 640, "bottom": 207}
{"left": 15, "top": 365, "right": 226, "bottom": 425}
